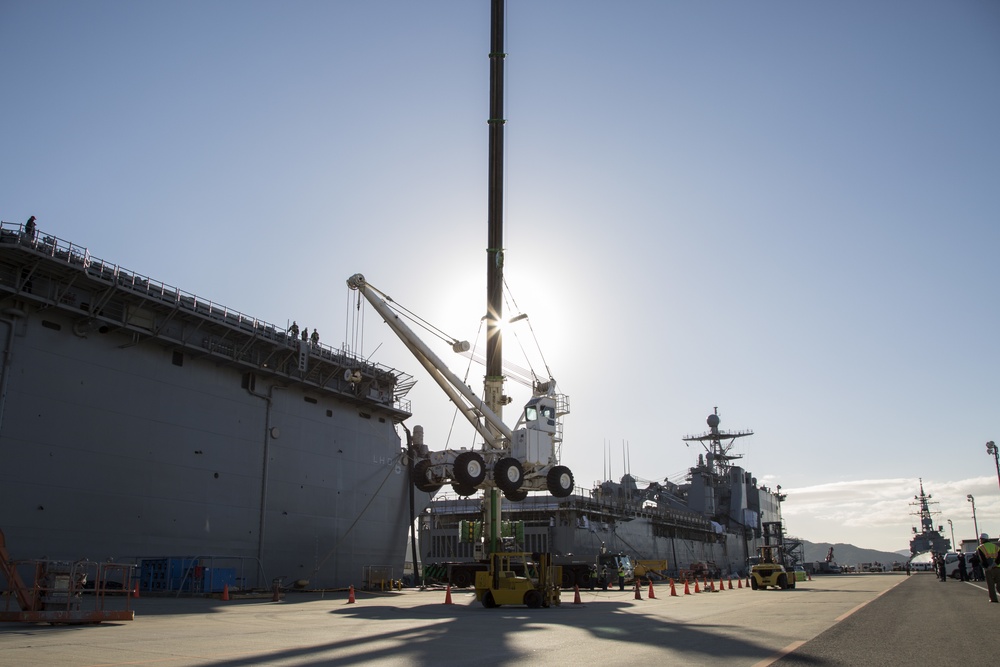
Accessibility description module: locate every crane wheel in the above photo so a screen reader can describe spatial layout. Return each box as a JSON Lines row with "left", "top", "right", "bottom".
{"left": 504, "top": 488, "right": 528, "bottom": 502}
{"left": 453, "top": 451, "right": 487, "bottom": 487}
{"left": 524, "top": 590, "right": 543, "bottom": 608}
{"left": 412, "top": 460, "right": 443, "bottom": 493}
{"left": 547, "top": 465, "right": 574, "bottom": 498}
{"left": 451, "top": 481, "right": 477, "bottom": 497}
{"left": 494, "top": 458, "right": 524, "bottom": 493}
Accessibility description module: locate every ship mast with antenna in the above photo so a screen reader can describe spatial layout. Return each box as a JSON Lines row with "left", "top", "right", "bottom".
{"left": 683, "top": 407, "right": 754, "bottom": 479}
{"left": 909, "top": 478, "right": 950, "bottom": 556}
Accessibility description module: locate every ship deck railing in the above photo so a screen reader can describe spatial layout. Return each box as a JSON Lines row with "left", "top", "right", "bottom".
{"left": 426, "top": 484, "right": 714, "bottom": 532}
{"left": 0, "top": 221, "right": 413, "bottom": 410}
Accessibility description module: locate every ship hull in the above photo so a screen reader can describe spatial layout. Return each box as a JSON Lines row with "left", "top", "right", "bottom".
{"left": 0, "top": 225, "right": 427, "bottom": 590}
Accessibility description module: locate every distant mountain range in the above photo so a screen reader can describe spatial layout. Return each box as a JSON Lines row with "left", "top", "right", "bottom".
{"left": 799, "top": 539, "right": 907, "bottom": 566}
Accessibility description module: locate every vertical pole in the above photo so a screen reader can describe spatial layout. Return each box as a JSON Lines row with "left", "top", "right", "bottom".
{"left": 483, "top": 0, "right": 506, "bottom": 556}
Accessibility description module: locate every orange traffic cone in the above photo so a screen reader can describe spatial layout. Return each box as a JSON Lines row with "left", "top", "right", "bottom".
{"left": 684, "top": 579, "right": 691, "bottom": 595}
{"left": 132, "top": 581, "right": 140, "bottom": 599}
{"left": 669, "top": 579, "right": 678, "bottom": 597}
{"left": 347, "top": 585, "right": 356, "bottom": 604}
{"left": 718, "top": 576, "right": 725, "bottom": 592}
{"left": 728, "top": 577, "right": 734, "bottom": 590}
{"left": 272, "top": 581, "right": 282, "bottom": 602}
{"left": 443, "top": 584, "right": 453, "bottom": 605}
{"left": 573, "top": 584, "right": 582, "bottom": 605}
{"left": 737, "top": 577, "right": 743, "bottom": 589}
{"left": 634, "top": 580, "right": 642, "bottom": 600}
{"left": 694, "top": 579, "right": 701, "bottom": 593}
{"left": 647, "top": 579, "right": 656, "bottom": 599}
{"left": 222, "top": 583, "right": 230, "bottom": 601}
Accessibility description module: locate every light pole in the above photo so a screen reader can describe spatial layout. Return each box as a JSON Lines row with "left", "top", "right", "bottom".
{"left": 987, "top": 441, "right": 1000, "bottom": 493}
{"left": 948, "top": 519, "right": 956, "bottom": 551}
{"left": 968, "top": 494, "right": 980, "bottom": 539}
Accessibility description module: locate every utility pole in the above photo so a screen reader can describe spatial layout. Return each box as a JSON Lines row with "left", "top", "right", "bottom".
{"left": 968, "top": 494, "right": 980, "bottom": 539}
{"left": 987, "top": 441, "right": 1000, "bottom": 494}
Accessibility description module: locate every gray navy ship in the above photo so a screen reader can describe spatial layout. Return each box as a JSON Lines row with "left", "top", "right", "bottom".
{"left": 0, "top": 220, "right": 430, "bottom": 590}
{"left": 419, "top": 409, "right": 787, "bottom": 586}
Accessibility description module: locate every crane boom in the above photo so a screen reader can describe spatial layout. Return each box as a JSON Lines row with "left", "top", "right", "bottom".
{"left": 346, "top": 273, "right": 512, "bottom": 447}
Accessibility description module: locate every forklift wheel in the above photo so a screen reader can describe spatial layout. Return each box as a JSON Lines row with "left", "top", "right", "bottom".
{"left": 524, "top": 590, "right": 543, "bottom": 608}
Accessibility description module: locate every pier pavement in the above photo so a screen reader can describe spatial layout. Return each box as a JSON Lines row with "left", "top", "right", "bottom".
{"left": 0, "top": 573, "right": 994, "bottom": 666}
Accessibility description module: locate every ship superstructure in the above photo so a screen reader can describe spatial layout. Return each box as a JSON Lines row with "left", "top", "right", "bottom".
{"left": 0, "top": 222, "right": 428, "bottom": 589}
{"left": 909, "top": 478, "right": 951, "bottom": 556}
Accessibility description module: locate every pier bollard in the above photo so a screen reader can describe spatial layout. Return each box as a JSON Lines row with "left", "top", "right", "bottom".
{"left": 444, "top": 584, "right": 453, "bottom": 605}
{"left": 347, "top": 585, "right": 356, "bottom": 604}
{"left": 647, "top": 579, "right": 656, "bottom": 599}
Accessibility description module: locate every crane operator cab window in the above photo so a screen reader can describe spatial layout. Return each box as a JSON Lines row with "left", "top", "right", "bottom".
{"left": 524, "top": 397, "right": 557, "bottom": 434}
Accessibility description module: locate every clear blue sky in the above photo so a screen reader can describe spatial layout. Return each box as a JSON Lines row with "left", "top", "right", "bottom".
{"left": 2, "top": 1, "right": 997, "bottom": 553}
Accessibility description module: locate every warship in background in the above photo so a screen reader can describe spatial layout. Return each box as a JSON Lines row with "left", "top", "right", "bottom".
{"left": 419, "top": 409, "right": 788, "bottom": 586}
{"left": 0, "top": 221, "right": 431, "bottom": 590}
{"left": 909, "top": 478, "right": 951, "bottom": 557}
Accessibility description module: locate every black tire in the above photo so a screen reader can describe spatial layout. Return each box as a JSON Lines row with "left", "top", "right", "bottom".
{"left": 788, "top": 580, "right": 796, "bottom": 589}
{"left": 412, "top": 459, "right": 442, "bottom": 493}
{"left": 503, "top": 488, "right": 528, "bottom": 502}
{"left": 524, "top": 589, "right": 543, "bottom": 609}
{"left": 777, "top": 574, "right": 787, "bottom": 590}
{"left": 546, "top": 465, "right": 574, "bottom": 498}
{"left": 493, "top": 457, "right": 524, "bottom": 493}
{"left": 451, "top": 568, "right": 472, "bottom": 588}
{"left": 482, "top": 591, "right": 498, "bottom": 608}
{"left": 451, "top": 481, "right": 477, "bottom": 497}
{"left": 453, "top": 451, "right": 486, "bottom": 487}
{"left": 750, "top": 577, "right": 759, "bottom": 590}
{"left": 561, "top": 568, "right": 576, "bottom": 588}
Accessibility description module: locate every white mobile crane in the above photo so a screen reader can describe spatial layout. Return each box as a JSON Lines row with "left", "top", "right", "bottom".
{"left": 346, "top": 273, "right": 574, "bottom": 501}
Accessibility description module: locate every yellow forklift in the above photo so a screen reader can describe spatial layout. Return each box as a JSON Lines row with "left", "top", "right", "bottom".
{"left": 474, "top": 552, "right": 561, "bottom": 608}
{"left": 750, "top": 521, "right": 796, "bottom": 590}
